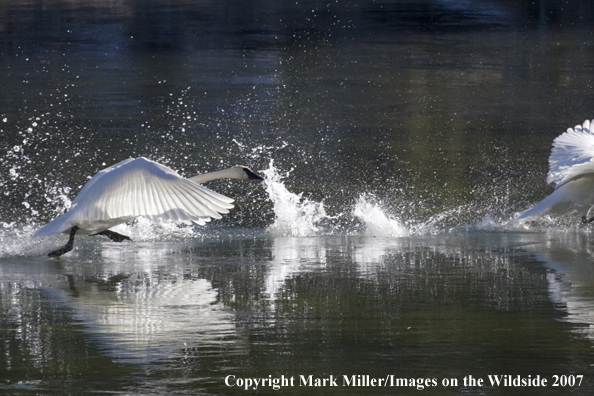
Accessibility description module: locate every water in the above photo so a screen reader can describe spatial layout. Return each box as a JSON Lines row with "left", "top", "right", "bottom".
{"left": 2, "top": 0, "right": 594, "bottom": 394}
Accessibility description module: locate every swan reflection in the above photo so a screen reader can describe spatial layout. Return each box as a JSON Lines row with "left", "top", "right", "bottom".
{"left": 4, "top": 231, "right": 594, "bottom": 370}
{"left": 526, "top": 232, "right": 594, "bottom": 339}
{"left": 63, "top": 276, "right": 238, "bottom": 363}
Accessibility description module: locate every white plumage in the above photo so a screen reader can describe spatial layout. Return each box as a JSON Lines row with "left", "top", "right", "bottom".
{"left": 519, "top": 119, "right": 594, "bottom": 221}
{"left": 34, "top": 157, "right": 262, "bottom": 256}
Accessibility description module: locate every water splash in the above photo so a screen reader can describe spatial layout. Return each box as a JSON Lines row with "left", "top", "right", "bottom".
{"left": 351, "top": 193, "right": 544, "bottom": 236}
{"left": 0, "top": 222, "right": 47, "bottom": 257}
{"left": 2, "top": 141, "right": 584, "bottom": 260}
{"left": 259, "top": 161, "right": 532, "bottom": 238}
{"left": 262, "top": 161, "right": 332, "bottom": 236}
{"left": 109, "top": 217, "right": 201, "bottom": 242}
{"left": 352, "top": 194, "right": 409, "bottom": 237}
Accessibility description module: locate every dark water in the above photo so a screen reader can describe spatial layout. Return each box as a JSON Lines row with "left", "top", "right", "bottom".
{"left": 2, "top": 0, "right": 594, "bottom": 394}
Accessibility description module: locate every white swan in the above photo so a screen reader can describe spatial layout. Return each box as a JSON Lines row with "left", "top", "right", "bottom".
{"left": 519, "top": 119, "right": 594, "bottom": 223}
{"left": 34, "top": 157, "right": 263, "bottom": 256}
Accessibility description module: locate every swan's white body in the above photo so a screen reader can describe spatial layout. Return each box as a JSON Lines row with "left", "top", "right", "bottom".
{"left": 519, "top": 119, "right": 594, "bottom": 220}
{"left": 34, "top": 157, "right": 259, "bottom": 239}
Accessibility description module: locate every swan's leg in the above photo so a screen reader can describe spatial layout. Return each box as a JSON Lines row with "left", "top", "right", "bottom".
{"left": 93, "top": 230, "right": 131, "bottom": 242}
{"left": 48, "top": 226, "right": 79, "bottom": 257}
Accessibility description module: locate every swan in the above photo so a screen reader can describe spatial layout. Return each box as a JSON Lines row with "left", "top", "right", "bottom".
{"left": 33, "top": 157, "right": 263, "bottom": 257}
{"left": 518, "top": 119, "right": 594, "bottom": 223}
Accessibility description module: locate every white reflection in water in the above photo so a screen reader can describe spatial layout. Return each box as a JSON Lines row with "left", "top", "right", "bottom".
{"left": 527, "top": 232, "right": 594, "bottom": 339}
{"left": 61, "top": 277, "right": 237, "bottom": 363}
{"left": 5, "top": 229, "right": 594, "bottom": 367}
{"left": 264, "top": 237, "right": 327, "bottom": 302}
{"left": 262, "top": 230, "right": 594, "bottom": 335}
{"left": 349, "top": 236, "right": 406, "bottom": 267}
{"left": 34, "top": 241, "right": 244, "bottom": 364}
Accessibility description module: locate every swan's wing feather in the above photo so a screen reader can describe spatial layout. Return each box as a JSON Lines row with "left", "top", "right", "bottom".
{"left": 33, "top": 160, "right": 138, "bottom": 238}
{"left": 548, "top": 119, "right": 594, "bottom": 187}
{"left": 144, "top": 174, "right": 232, "bottom": 225}
{"left": 71, "top": 158, "right": 136, "bottom": 206}
{"left": 34, "top": 157, "right": 235, "bottom": 236}
{"left": 88, "top": 157, "right": 235, "bottom": 223}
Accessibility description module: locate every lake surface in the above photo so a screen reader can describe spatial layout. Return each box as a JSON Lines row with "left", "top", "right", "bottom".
{"left": 2, "top": 0, "right": 594, "bottom": 394}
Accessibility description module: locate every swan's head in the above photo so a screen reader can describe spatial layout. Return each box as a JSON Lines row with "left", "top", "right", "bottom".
{"left": 232, "top": 165, "right": 264, "bottom": 181}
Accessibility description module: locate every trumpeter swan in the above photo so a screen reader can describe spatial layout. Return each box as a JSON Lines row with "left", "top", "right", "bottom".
{"left": 518, "top": 119, "right": 594, "bottom": 223}
{"left": 34, "top": 157, "right": 263, "bottom": 257}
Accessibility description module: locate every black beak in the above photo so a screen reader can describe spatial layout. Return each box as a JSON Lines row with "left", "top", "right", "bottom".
{"left": 244, "top": 168, "right": 264, "bottom": 180}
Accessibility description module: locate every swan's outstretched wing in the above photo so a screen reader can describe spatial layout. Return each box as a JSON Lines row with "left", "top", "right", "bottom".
{"left": 548, "top": 119, "right": 594, "bottom": 187}
{"left": 34, "top": 157, "right": 235, "bottom": 237}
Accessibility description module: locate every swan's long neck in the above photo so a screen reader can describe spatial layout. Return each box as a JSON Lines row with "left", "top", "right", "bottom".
{"left": 188, "top": 168, "right": 240, "bottom": 184}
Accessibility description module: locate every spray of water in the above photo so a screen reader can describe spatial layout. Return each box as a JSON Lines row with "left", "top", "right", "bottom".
{"left": 259, "top": 162, "right": 518, "bottom": 237}
{"left": 108, "top": 218, "right": 201, "bottom": 242}
{"left": 352, "top": 194, "right": 409, "bottom": 237}
{"left": 0, "top": 134, "right": 577, "bottom": 259}
{"left": 262, "top": 160, "right": 331, "bottom": 236}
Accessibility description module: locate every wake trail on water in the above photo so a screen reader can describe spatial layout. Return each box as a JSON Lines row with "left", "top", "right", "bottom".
{"left": 260, "top": 161, "right": 531, "bottom": 238}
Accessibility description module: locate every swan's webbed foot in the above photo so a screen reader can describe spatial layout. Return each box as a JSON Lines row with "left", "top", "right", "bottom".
{"left": 582, "top": 216, "right": 594, "bottom": 224}
{"left": 48, "top": 226, "right": 79, "bottom": 257}
{"left": 93, "top": 230, "right": 131, "bottom": 242}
